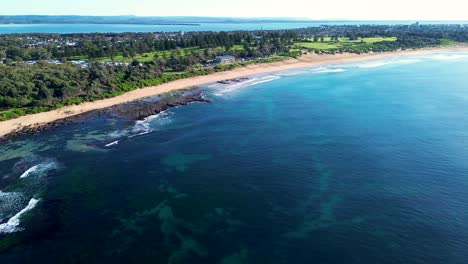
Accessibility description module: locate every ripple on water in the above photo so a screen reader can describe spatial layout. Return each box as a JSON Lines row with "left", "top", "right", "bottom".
{"left": 161, "top": 153, "right": 212, "bottom": 172}
{"left": 0, "top": 191, "right": 25, "bottom": 222}
{"left": 220, "top": 248, "right": 249, "bottom": 264}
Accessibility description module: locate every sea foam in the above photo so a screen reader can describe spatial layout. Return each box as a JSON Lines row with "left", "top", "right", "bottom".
{"left": 310, "top": 67, "right": 346, "bottom": 73}
{"left": 19, "top": 161, "right": 58, "bottom": 179}
{"left": 19, "top": 165, "right": 40, "bottom": 179}
{"left": 131, "top": 111, "right": 171, "bottom": 137}
{"left": 214, "top": 75, "right": 281, "bottom": 95}
{"left": 352, "top": 57, "right": 422, "bottom": 69}
{"left": 0, "top": 191, "right": 24, "bottom": 222}
{"left": 356, "top": 61, "right": 391, "bottom": 68}
{"left": 0, "top": 198, "right": 40, "bottom": 234}
{"left": 109, "top": 111, "right": 172, "bottom": 140}
{"left": 428, "top": 53, "right": 468, "bottom": 61}
{"left": 105, "top": 140, "right": 119, "bottom": 147}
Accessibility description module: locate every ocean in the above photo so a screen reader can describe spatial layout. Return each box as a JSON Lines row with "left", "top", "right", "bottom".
{"left": 1, "top": 53, "right": 468, "bottom": 263}
{"left": 0, "top": 21, "right": 466, "bottom": 34}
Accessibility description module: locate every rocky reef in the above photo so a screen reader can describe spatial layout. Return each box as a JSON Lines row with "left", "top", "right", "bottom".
{"left": 105, "top": 89, "right": 210, "bottom": 120}
{"left": 0, "top": 88, "right": 210, "bottom": 143}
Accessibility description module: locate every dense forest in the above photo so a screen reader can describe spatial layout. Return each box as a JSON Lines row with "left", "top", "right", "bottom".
{"left": 0, "top": 24, "right": 467, "bottom": 120}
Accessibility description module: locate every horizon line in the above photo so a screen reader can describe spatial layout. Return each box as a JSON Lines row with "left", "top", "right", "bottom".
{"left": 0, "top": 15, "right": 467, "bottom": 22}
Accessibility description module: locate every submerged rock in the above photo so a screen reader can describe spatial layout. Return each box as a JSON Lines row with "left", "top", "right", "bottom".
{"left": 217, "top": 77, "right": 250, "bottom": 85}
{"left": 106, "top": 90, "right": 210, "bottom": 120}
{"left": 0, "top": 88, "right": 211, "bottom": 143}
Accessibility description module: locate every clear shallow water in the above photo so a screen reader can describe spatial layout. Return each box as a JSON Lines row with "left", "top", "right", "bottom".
{"left": 1, "top": 53, "right": 468, "bottom": 263}
{"left": 0, "top": 21, "right": 467, "bottom": 33}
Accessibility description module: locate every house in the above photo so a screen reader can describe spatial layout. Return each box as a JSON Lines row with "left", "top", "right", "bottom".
{"left": 70, "top": 60, "right": 89, "bottom": 68}
{"left": 214, "top": 55, "right": 235, "bottom": 64}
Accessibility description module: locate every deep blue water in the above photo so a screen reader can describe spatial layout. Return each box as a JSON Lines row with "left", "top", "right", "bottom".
{"left": 0, "top": 21, "right": 466, "bottom": 34}
{"left": 1, "top": 53, "right": 468, "bottom": 263}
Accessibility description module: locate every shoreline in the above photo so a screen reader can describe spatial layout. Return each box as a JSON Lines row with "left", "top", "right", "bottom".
{"left": 1, "top": 46, "right": 467, "bottom": 140}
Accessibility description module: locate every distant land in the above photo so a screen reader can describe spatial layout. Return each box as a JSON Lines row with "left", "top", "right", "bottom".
{"left": 0, "top": 15, "right": 466, "bottom": 25}
{"left": 0, "top": 15, "right": 318, "bottom": 25}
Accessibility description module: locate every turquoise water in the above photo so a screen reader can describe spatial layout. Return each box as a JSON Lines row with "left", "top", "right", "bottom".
{"left": 0, "top": 21, "right": 466, "bottom": 33}
{"left": 1, "top": 53, "right": 468, "bottom": 263}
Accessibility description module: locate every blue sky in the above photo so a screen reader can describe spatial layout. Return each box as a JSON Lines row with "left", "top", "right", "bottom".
{"left": 1, "top": 0, "right": 466, "bottom": 20}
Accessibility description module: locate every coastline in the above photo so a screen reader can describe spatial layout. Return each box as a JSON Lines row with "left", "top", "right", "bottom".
{"left": 1, "top": 46, "right": 467, "bottom": 139}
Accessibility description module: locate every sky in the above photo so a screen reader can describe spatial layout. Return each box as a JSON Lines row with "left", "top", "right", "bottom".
{"left": 1, "top": 0, "right": 467, "bottom": 21}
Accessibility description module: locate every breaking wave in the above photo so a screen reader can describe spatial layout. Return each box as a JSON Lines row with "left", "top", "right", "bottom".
{"left": 309, "top": 67, "right": 346, "bottom": 73}
{"left": 0, "top": 154, "right": 60, "bottom": 234}
{"left": 19, "top": 161, "right": 58, "bottom": 179}
{"left": 109, "top": 111, "right": 173, "bottom": 140}
{"left": 276, "top": 70, "right": 309, "bottom": 76}
{"left": 426, "top": 53, "right": 468, "bottom": 61}
{"left": 243, "top": 76, "right": 281, "bottom": 87}
{"left": 105, "top": 140, "right": 119, "bottom": 147}
{"left": 18, "top": 165, "right": 40, "bottom": 179}
{"left": 356, "top": 61, "right": 391, "bottom": 68}
{"left": 352, "top": 57, "right": 422, "bottom": 69}
{"left": 0, "top": 198, "right": 40, "bottom": 234}
{"left": 0, "top": 191, "right": 24, "bottom": 222}
{"left": 12, "top": 155, "right": 59, "bottom": 180}
{"left": 213, "top": 75, "right": 281, "bottom": 96}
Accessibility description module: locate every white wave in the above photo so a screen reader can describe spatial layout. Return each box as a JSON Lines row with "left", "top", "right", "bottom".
{"left": 207, "top": 83, "right": 219, "bottom": 88}
{"left": 109, "top": 111, "right": 172, "bottom": 140}
{"left": 276, "top": 70, "right": 309, "bottom": 76}
{"left": 243, "top": 76, "right": 281, "bottom": 87}
{"left": 131, "top": 111, "right": 170, "bottom": 136}
{"left": 0, "top": 191, "right": 24, "bottom": 221}
{"left": 356, "top": 61, "right": 391, "bottom": 68}
{"left": 215, "top": 75, "right": 281, "bottom": 95}
{"left": 105, "top": 140, "right": 119, "bottom": 147}
{"left": 353, "top": 57, "right": 421, "bottom": 69}
{"left": 0, "top": 198, "right": 40, "bottom": 234}
{"left": 19, "top": 161, "right": 58, "bottom": 179}
{"left": 310, "top": 67, "right": 346, "bottom": 74}
{"left": 128, "top": 131, "right": 151, "bottom": 138}
{"left": 427, "top": 53, "right": 468, "bottom": 61}
{"left": 131, "top": 116, "right": 157, "bottom": 135}
{"left": 391, "top": 58, "right": 421, "bottom": 64}
{"left": 19, "top": 165, "right": 40, "bottom": 179}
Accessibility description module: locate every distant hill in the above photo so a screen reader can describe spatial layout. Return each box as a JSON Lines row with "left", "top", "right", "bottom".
{"left": 0, "top": 15, "right": 313, "bottom": 25}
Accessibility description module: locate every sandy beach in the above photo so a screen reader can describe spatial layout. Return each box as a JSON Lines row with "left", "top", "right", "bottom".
{"left": 1, "top": 46, "right": 467, "bottom": 139}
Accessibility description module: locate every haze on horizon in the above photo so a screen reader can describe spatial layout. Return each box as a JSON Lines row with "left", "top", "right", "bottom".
{"left": 1, "top": 0, "right": 467, "bottom": 21}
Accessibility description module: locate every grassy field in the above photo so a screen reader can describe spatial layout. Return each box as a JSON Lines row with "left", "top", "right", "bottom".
{"left": 293, "top": 37, "right": 397, "bottom": 51}
{"left": 440, "top": 38, "right": 457, "bottom": 46}
{"left": 99, "top": 48, "right": 198, "bottom": 63}
{"left": 67, "top": 37, "right": 401, "bottom": 65}
{"left": 90, "top": 45, "right": 246, "bottom": 63}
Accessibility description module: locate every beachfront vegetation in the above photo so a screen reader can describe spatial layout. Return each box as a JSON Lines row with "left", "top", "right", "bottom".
{"left": 0, "top": 24, "right": 467, "bottom": 120}
{"left": 293, "top": 37, "right": 397, "bottom": 51}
